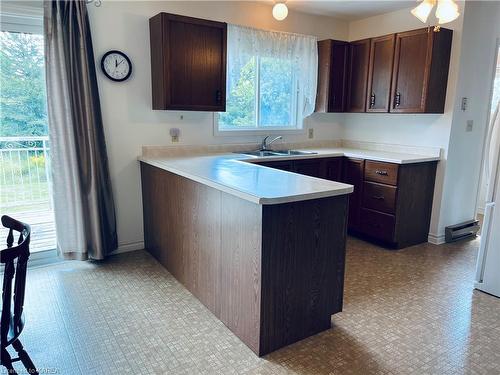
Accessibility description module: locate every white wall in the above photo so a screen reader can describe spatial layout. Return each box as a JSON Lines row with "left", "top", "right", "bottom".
{"left": 87, "top": 1, "right": 348, "bottom": 252}
{"left": 88, "top": 0, "right": 499, "bottom": 251}
{"left": 439, "top": 1, "right": 500, "bottom": 232}
{"left": 342, "top": 5, "right": 465, "bottom": 241}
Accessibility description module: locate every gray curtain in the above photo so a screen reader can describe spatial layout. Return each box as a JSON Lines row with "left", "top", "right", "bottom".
{"left": 44, "top": 0, "right": 117, "bottom": 260}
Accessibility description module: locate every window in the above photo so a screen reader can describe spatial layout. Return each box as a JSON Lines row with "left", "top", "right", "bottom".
{"left": 1, "top": 9, "right": 57, "bottom": 256}
{"left": 219, "top": 56, "right": 298, "bottom": 130}
{"left": 216, "top": 25, "right": 317, "bottom": 134}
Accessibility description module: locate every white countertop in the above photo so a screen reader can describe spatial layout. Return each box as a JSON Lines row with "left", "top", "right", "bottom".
{"left": 242, "top": 147, "right": 441, "bottom": 165}
{"left": 139, "top": 147, "right": 440, "bottom": 205}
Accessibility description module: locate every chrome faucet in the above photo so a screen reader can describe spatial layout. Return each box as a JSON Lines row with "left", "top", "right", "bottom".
{"left": 260, "top": 135, "right": 282, "bottom": 151}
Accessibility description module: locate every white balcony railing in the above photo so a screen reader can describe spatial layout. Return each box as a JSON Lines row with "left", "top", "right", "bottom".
{"left": 0, "top": 136, "right": 56, "bottom": 252}
{"left": 0, "top": 136, "right": 52, "bottom": 209}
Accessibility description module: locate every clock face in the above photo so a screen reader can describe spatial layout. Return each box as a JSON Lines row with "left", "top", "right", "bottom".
{"left": 101, "top": 50, "right": 132, "bottom": 82}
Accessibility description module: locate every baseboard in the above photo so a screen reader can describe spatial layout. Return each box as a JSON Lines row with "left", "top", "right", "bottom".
{"left": 28, "top": 249, "right": 61, "bottom": 268}
{"left": 428, "top": 233, "right": 446, "bottom": 245}
{"left": 113, "top": 240, "right": 144, "bottom": 255}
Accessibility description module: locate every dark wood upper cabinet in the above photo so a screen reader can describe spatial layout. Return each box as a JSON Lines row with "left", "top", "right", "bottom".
{"left": 346, "top": 39, "right": 370, "bottom": 113}
{"left": 390, "top": 28, "right": 452, "bottom": 113}
{"left": 149, "top": 13, "right": 227, "bottom": 111}
{"left": 366, "top": 35, "right": 395, "bottom": 113}
{"left": 315, "top": 40, "right": 349, "bottom": 113}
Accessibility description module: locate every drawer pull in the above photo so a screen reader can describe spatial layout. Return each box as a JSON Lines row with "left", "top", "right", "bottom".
{"left": 375, "top": 170, "right": 389, "bottom": 176}
{"left": 372, "top": 195, "right": 385, "bottom": 201}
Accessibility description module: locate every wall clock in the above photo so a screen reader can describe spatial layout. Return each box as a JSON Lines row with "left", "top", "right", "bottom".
{"left": 100, "top": 50, "right": 132, "bottom": 82}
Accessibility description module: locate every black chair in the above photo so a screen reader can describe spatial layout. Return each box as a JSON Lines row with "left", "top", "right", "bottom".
{"left": 1, "top": 215, "right": 38, "bottom": 375}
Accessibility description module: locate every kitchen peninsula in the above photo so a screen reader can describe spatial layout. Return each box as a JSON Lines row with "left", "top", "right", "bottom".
{"left": 140, "top": 150, "right": 353, "bottom": 356}
{"left": 139, "top": 142, "right": 440, "bottom": 356}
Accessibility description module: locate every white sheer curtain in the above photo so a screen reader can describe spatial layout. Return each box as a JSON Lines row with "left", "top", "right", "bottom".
{"left": 227, "top": 24, "right": 318, "bottom": 119}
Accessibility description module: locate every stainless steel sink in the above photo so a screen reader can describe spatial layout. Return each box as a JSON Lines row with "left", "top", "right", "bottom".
{"left": 238, "top": 150, "right": 318, "bottom": 157}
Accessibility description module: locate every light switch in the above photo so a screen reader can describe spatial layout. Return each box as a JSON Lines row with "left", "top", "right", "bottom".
{"left": 461, "top": 97, "right": 468, "bottom": 111}
{"left": 466, "top": 120, "right": 473, "bottom": 132}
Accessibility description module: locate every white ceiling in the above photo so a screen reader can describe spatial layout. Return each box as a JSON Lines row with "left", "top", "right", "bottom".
{"left": 279, "top": 1, "right": 417, "bottom": 21}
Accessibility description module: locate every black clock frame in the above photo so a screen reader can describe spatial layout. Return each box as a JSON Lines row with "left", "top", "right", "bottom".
{"left": 100, "top": 50, "right": 132, "bottom": 82}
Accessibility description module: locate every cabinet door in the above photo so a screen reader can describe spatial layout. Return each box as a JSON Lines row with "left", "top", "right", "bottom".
{"left": 168, "top": 15, "right": 226, "bottom": 110}
{"left": 315, "top": 40, "right": 348, "bottom": 113}
{"left": 342, "top": 158, "right": 365, "bottom": 231}
{"left": 293, "top": 159, "right": 325, "bottom": 178}
{"left": 329, "top": 42, "right": 349, "bottom": 112}
{"left": 324, "top": 158, "right": 343, "bottom": 181}
{"left": 390, "top": 28, "right": 432, "bottom": 113}
{"left": 150, "top": 13, "right": 227, "bottom": 111}
{"left": 258, "top": 160, "right": 294, "bottom": 172}
{"left": 366, "top": 35, "right": 395, "bottom": 113}
{"left": 346, "top": 39, "right": 370, "bottom": 112}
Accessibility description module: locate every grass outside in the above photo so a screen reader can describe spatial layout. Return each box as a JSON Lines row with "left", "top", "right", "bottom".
{"left": 0, "top": 181, "right": 51, "bottom": 213}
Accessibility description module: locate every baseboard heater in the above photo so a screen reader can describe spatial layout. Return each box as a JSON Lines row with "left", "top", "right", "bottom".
{"left": 445, "top": 220, "right": 480, "bottom": 243}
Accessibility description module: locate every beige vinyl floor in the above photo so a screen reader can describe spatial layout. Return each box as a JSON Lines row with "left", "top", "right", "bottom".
{"left": 7, "top": 236, "right": 500, "bottom": 375}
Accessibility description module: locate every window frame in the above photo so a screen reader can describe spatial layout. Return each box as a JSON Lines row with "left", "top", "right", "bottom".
{"left": 215, "top": 55, "right": 306, "bottom": 136}
{"left": 1, "top": 3, "right": 43, "bottom": 34}
{"left": 1, "top": 7, "right": 59, "bottom": 265}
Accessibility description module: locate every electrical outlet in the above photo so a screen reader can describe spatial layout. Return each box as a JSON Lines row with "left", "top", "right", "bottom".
{"left": 308, "top": 128, "right": 314, "bottom": 139}
{"left": 466, "top": 120, "right": 473, "bottom": 132}
{"left": 169, "top": 128, "right": 180, "bottom": 142}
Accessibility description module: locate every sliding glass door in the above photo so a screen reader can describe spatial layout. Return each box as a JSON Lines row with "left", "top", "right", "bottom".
{"left": 0, "top": 15, "right": 56, "bottom": 253}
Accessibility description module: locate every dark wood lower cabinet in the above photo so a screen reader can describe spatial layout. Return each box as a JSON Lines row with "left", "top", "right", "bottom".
{"left": 257, "top": 156, "right": 438, "bottom": 249}
{"left": 257, "top": 157, "right": 343, "bottom": 181}
{"left": 360, "top": 208, "right": 396, "bottom": 243}
{"left": 359, "top": 160, "right": 438, "bottom": 249}
{"left": 141, "top": 162, "right": 349, "bottom": 356}
{"left": 341, "top": 158, "right": 365, "bottom": 232}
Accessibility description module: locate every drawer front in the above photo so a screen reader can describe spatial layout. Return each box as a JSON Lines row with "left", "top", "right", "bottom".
{"left": 360, "top": 208, "right": 396, "bottom": 243}
{"left": 362, "top": 182, "right": 397, "bottom": 214}
{"left": 364, "top": 161, "right": 399, "bottom": 185}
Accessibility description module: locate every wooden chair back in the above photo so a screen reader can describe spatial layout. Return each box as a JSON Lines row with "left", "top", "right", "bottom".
{"left": 1, "top": 215, "right": 31, "bottom": 347}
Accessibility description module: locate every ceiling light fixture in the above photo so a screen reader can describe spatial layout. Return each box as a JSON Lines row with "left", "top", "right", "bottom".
{"left": 272, "top": 1, "right": 288, "bottom": 21}
{"left": 411, "top": 0, "right": 460, "bottom": 26}
{"left": 435, "top": 0, "right": 460, "bottom": 24}
{"left": 411, "top": 0, "right": 435, "bottom": 23}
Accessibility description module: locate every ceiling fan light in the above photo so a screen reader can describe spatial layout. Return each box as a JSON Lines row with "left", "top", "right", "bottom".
{"left": 272, "top": 2, "right": 288, "bottom": 21}
{"left": 436, "top": 0, "right": 460, "bottom": 24}
{"left": 411, "top": 0, "right": 436, "bottom": 23}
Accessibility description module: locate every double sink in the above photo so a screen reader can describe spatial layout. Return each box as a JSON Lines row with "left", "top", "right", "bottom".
{"left": 239, "top": 150, "right": 318, "bottom": 158}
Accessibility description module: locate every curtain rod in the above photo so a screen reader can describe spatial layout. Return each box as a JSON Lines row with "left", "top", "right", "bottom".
{"left": 86, "top": 0, "right": 102, "bottom": 7}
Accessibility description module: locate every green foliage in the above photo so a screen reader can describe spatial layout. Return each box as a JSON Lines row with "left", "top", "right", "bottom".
{"left": 0, "top": 151, "right": 47, "bottom": 185}
{"left": 219, "top": 57, "right": 256, "bottom": 127}
{"left": 219, "top": 56, "right": 295, "bottom": 128}
{"left": 0, "top": 31, "right": 48, "bottom": 137}
{"left": 259, "top": 57, "right": 293, "bottom": 127}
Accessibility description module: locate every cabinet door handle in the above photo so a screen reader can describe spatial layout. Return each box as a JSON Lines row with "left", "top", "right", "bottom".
{"left": 215, "top": 90, "right": 222, "bottom": 104}
{"left": 370, "top": 93, "right": 376, "bottom": 108}
{"left": 372, "top": 195, "right": 385, "bottom": 201}
{"left": 395, "top": 92, "right": 401, "bottom": 107}
{"left": 375, "top": 170, "right": 389, "bottom": 176}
